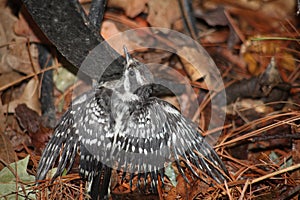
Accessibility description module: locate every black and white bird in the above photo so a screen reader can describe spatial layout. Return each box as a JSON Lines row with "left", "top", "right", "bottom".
{"left": 36, "top": 47, "right": 229, "bottom": 199}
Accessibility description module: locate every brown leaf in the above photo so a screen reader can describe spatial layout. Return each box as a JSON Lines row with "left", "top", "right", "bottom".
{"left": 0, "top": 7, "right": 18, "bottom": 44}
{"left": 16, "top": 5, "right": 50, "bottom": 44}
{"left": 179, "top": 49, "right": 203, "bottom": 82}
{"left": 195, "top": 6, "right": 228, "bottom": 26}
{"left": 0, "top": 71, "right": 23, "bottom": 88}
{"left": 176, "top": 175, "right": 191, "bottom": 198}
{"left": 0, "top": 7, "right": 19, "bottom": 73}
{"left": 101, "top": 21, "right": 148, "bottom": 54}
{"left": 202, "top": 0, "right": 262, "bottom": 11}
{"left": 227, "top": 0, "right": 296, "bottom": 33}
{"left": 200, "top": 29, "right": 229, "bottom": 44}
{"left": 178, "top": 46, "right": 222, "bottom": 90}
{"left": 164, "top": 187, "right": 178, "bottom": 200}
{"left": 0, "top": 0, "right": 7, "bottom": 9}
{"left": 242, "top": 38, "right": 296, "bottom": 75}
{"left": 0, "top": 101, "right": 15, "bottom": 170}
{"left": 2, "top": 41, "right": 40, "bottom": 75}
{"left": 108, "top": 0, "right": 148, "bottom": 18}
{"left": 147, "top": 0, "right": 181, "bottom": 28}
{"left": 278, "top": 52, "right": 296, "bottom": 71}
{"left": 243, "top": 52, "right": 259, "bottom": 75}
{"left": 5, "top": 78, "right": 41, "bottom": 114}
{"left": 15, "top": 104, "right": 52, "bottom": 153}
{"left": 15, "top": 104, "right": 41, "bottom": 133}
{"left": 0, "top": 132, "right": 16, "bottom": 170}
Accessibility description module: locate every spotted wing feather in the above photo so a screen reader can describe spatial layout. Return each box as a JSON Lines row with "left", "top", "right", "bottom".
{"left": 116, "top": 97, "right": 229, "bottom": 186}
{"left": 36, "top": 88, "right": 112, "bottom": 200}
{"left": 36, "top": 108, "right": 80, "bottom": 181}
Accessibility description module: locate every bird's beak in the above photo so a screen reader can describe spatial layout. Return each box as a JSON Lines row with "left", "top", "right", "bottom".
{"left": 123, "top": 46, "right": 134, "bottom": 68}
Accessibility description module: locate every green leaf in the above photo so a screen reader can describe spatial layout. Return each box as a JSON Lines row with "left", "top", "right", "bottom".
{"left": 0, "top": 156, "right": 36, "bottom": 200}
{"left": 53, "top": 67, "right": 77, "bottom": 92}
{"left": 164, "top": 163, "right": 177, "bottom": 186}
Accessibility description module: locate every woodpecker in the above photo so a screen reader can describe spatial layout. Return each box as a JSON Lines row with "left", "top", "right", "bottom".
{"left": 36, "top": 47, "right": 229, "bottom": 199}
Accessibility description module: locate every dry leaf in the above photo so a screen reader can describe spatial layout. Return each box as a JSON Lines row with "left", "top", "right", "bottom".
{"left": 241, "top": 38, "right": 296, "bottom": 75}
{"left": 278, "top": 52, "right": 295, "bottom": 71}
{"left": 0, "top": 0, "right": 7, "bottom": 9}
{"left": 200, "top": 29, "right": 229, "bottom": 44}
{"left": 180, "top": 51, "right": 203, "bottom": 81}
{"left": 0, "top": 7, "right": 19, "bottom": 73}
{"left": 202, "top": 0, "right": 262, "bottom": 11}
{"left": 101, "top": 20, "right": 122, "bottom": 40}
{"left": 194, "top": 6, "right": 228, "bottom": 26}
{"left": 147, "top": 0, "right": 181, "bottom": 28}
{"left": 5, "top": 78, "right": 41, "bottom": 114}
{"left": 0, "top": 101, "right": 15, "bottom": 170}
{"left": 15, "top": 104, "right": 52, "bottom": 153}
{"left": 226, "top": 99, "right": 272, "bottom": 115}
{"left": 260, "top": 0, "right": 295, "bottom": 22}
{"left": 0, "top": 7, "right": 18, "bottom": 44}
{"left": 108, "top": 0, "right": 148, "bottom": 18}
{"left": 101, "top": 21, "right": 148, "bottom": 54}
{"left": 0, "top": 132, "right": 15, "bottom": 170}
{"left": 227, "top": 0, "right": 295, "bottom": 33}
{"left": 14, "top": 6, "right": 42, "bottom": 43}
{"left": 176, "top": 175, "right": 191, "bottom": 198}
{"left": 2, "top": 41, "right": 40, "bottom": 75}
{"left": 243, "top": 52, "right": 259, "bottom": 75}
{"left": 0, "top": 71, "right": 23, "bottom": 88}
{"left": 164, "top": 187, "right": 178, "bottom": 200}
{"left": 177, "top": 46, "right": 221, "bottom": 90}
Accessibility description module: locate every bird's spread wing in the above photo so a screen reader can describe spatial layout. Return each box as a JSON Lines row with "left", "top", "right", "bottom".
{"left": 36, "top": 88, "right": 113, "bottom": 199}
{"left": 36, "top": 107, "right": 80, "bottom": 181}
{"left": 110, "top": 97, "right": 228, "bottom": 185}
{"left": 36, "top": 89, "right": 98, "bottom": 181}
{"left": 36, "top": 87, "right": 228, "bottom": 196}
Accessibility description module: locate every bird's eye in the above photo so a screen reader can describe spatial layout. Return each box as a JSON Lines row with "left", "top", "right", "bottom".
{"left": 129, "top": 69, "right": 135, "bottom": 76}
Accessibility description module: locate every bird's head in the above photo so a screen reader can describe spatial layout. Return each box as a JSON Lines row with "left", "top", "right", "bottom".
{"left": 122, "top": 46, "right": 154, "bottom": 93}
